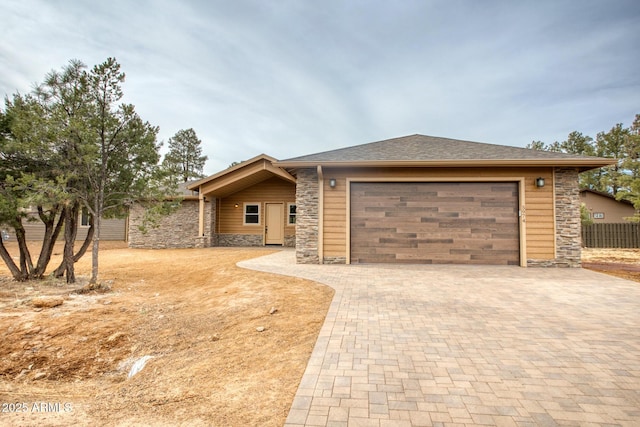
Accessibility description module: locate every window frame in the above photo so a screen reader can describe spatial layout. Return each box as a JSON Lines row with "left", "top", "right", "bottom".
{"left": 80, "top": 207, "right": 91, "bottom": 227}
{"left": 287, "top": 203, "right": 297, "bottom": 225}
{"left": 243, "top": 202, "right": 261, "bottom": 226}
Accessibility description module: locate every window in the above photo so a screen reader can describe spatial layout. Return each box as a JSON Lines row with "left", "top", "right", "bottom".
{"left": 81, "top": 208, "right": 90, "bottom": 227}
{"left": 288, "top": 203, "right": 297, "bottom": 225}
{"left": 244, "top": 203, "right": 260, "bottom": 225}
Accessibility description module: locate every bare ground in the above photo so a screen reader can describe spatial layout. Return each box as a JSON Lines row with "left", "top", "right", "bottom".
{"left": 581, "top": 247, "right": 640, "bottom": 282}
{"left": 0, "top": 243, "right": 638, "bottom": 426}
{"left": 0, "top": 242, "right": 334, "bottom": 426}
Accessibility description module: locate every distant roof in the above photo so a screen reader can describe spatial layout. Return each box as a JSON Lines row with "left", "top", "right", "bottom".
{"left": 177, "top": 181, "right": 200, "bottom": 199}
{"left": 275, "top": 134, "right": 615, "bottom": 170}
{"left": 580, "top": 188, "right": 634, "bottom": 206}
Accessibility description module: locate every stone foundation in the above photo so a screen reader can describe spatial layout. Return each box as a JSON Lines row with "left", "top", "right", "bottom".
{"left": 216, "top": 234, "right": 264, "bottom": 247}
{"left": 323, "top": 256, "right": 346, "bottom": 264}
{"left": 284, "top": 234, "right": 296, "bottom": 248}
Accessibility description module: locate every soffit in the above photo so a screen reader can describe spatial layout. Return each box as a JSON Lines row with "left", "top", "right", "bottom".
{"left": 197, "top": 158, "right": 296, "bottom": 198}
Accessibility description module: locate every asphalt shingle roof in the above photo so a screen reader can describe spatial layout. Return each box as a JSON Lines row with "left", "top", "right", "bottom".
{"left": 279, "top": 134, "right": 609, "bottom": 163}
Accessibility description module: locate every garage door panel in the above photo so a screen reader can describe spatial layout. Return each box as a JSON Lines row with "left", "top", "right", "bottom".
{"left": 350, "top": 182, "right": 519, "bottom": 265}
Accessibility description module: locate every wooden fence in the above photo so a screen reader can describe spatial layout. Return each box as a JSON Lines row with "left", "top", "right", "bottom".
{"left": 582, "top": 223, "right": 640, "bottom": 248}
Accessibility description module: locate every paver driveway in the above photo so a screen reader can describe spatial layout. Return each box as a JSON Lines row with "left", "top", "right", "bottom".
{"left": 239, "top": 251, "right": 640, "bottom": 426}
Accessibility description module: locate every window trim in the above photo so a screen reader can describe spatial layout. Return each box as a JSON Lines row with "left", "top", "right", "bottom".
{"left": 243, "top": 202, "right": 261, "bottom": 226}
{"left": 80, "top": 208, "right": 90, "bottom": 227}
{"left": 287, "top": 203, "right": 297, "bottom": 225}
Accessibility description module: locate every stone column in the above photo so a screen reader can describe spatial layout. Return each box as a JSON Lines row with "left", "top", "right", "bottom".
{"left": 295, "top": 168, "right": 319, "bottom": 264}
{"left": 196, "top": 199, "right": 214, "bottom": 248}
{"left": 554, "top": 167, "right": 582, "bottom": 267}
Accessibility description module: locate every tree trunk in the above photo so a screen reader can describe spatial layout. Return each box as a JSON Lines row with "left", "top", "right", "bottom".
{"left": 34, "top": 205, "right": 65, "bottom": 278}
{"left": 90, "top": 214, "right": 100, "bottom": 285}
{"left": 53, "top": 213, "right": 94, "bottom": 278}
{"left": 14, "top": 221, "right": 34, "bottom": 278}
{"left": 89, "top": 180, "right": 105, "bottom": 285}
{"left": 62, "top": 204, "right": 77, "bottom": 284}
{"left": 0, "top": 237, "right": 27, "bottom": 281}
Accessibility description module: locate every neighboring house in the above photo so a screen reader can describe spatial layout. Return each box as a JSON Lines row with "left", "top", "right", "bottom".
{"left": 580, "top": 189, "right": 637, "bottom": 223}
{"left": 129, "top": 135, "right": 614, "bottom": 267}
{"left": 2, "top": 209, "right": 127, "bottom": 242}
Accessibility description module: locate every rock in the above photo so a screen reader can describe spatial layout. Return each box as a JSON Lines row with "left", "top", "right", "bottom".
{"left": 107, "top": 331, "right": 126, "bottom": 343}
{"left": 33, "top": 372, "right": 46, "bottom": 380}
{"left": 269, "top": 307, "right": 278, "bottom": 315}
{"left": 31, "top": 297, "right": 63, "bottom": 308}
{"left": 256, "top": 326, "right": 265, "bottom": 332}
{"left": 128, "top": 356, "right": 154, "bottom": 379}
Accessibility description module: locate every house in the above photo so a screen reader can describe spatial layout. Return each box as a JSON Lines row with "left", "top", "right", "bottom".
{"left": 128, "top": 154, "right": 296, "bottom": 248}
{"left": 129, "top": 135, "right": 615, "bottom": 267}
{"left": 2, "top": 209, "right": 126, "bottom": 242}
{"left": 580, "top": 189, "right": 637, "bottom": 223}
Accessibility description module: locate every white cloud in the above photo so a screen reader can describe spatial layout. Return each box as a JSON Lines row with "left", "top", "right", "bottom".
{"left": 1, "top": 0, "right": 638, "bottom": 173}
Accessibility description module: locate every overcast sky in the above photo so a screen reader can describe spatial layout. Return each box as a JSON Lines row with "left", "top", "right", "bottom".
{"left": 1, "top": 0, "right": 639, "bottom": 174}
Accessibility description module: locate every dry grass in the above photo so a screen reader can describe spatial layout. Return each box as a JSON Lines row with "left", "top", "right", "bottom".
{"left": 0, "top": 242, "right": 334, "bottom": 426}
{"left": 0, "top": 242, "right": 637, "bottom": 425}
{"left": 581, "top": 247, "right": 640, "bottom": 282}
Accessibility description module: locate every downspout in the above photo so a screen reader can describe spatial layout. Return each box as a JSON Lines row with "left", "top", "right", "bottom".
{"left": 317, "top": 165, "right": 324, "bottom": 264}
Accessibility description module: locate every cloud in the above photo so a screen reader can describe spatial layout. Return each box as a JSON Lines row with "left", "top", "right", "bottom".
{"left": 1, "top": 0, "right": 638, "bottom": 173}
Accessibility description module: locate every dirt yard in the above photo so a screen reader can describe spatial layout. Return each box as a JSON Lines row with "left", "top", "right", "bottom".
{"left": 0, "top": 244, "right": 637, "bottom": 426}
{"left": 0, "top": 242, "right": 334, "bottom": 426}
{"left": 582, "top": 247, "right": 640, "bottom": 282}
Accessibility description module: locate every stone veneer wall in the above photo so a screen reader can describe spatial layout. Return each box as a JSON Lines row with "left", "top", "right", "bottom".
{"left": 323, "top": 256, "right": 346, "bottom": 264}
{"left": 216, "top": 234, "right": 263, "bottom": 247}
{"left": 295, "top": 168, "right": 319, "bottom": 263}
{"left": 528, "top": 168, "right": 582, "bottom": 267}
{"left": 215, "top": 233, "right": 294, "bottom": 247}
{"left": 129, "top": 200, "right": 212, "bottom": 249}
{"left": 284, "top": 234, "right": 296, "bottom": 248}
{"left": 196, "top": 197, "right": 215, "bottom": 248}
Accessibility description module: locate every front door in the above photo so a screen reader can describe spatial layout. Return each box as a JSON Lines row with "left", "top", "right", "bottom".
{"left": 265, "top": 203, "right": 284, "bottom": 245}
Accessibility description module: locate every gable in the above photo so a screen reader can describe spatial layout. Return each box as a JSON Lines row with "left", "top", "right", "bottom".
{"left": 189, "top": 154, "right": 296, "bottom": 198}
{"left": 580, "top": 190, "right": 637, "bottom": 222}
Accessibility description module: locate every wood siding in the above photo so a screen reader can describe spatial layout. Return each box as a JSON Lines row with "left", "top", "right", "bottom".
{"left": 218, "top": 177, "right": 296, "bottom": 237}
{"left": 350, "top": 182, "right": 520, "bottom": 265}
{"left": 580, "top": 191, "right": 637, "bottom": 223}
{"left": 321, "top": 167, "right": 555, "bottom": 261}
{"left": 4, "top": 215, "right": 126, "bottom": 241}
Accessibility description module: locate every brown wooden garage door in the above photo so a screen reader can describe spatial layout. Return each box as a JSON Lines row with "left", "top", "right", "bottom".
{"left": 350, "top": 182, "right": 520, "bottom": 265}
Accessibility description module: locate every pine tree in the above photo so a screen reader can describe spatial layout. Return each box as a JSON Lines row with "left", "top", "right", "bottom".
{"left": 163, "top": 128, "right": 208, "bottom": 182}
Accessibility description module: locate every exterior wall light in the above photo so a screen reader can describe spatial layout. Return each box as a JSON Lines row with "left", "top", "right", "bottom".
{"left": 329, "top": 178, "right": 337, "bottom": 188}
{"left": 535, "top": 177, "right": 545, "bottom": 188}
{"left": 234, "top": 203, "right": 239, "bottom": 208}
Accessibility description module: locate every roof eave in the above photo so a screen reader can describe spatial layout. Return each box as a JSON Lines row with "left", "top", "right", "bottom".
{"left": 187, "top": 153, "right": 279, "bottom": 190}
{"left": 273, "top": 158, "right": 617, "bottom": 169}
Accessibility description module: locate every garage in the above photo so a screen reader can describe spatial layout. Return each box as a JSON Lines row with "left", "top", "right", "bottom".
{"left": 350, "top": 182, "right": 520, "bottom": 265}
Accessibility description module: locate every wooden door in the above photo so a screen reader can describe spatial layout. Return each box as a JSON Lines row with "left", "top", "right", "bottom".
{"left": 265, "top": 203, "right": 284, "bottom": 245}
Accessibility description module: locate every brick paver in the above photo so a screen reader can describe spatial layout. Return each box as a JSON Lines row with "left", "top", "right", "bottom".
{"left": 239, "top": 251, "right": 640, "bottom": 426}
